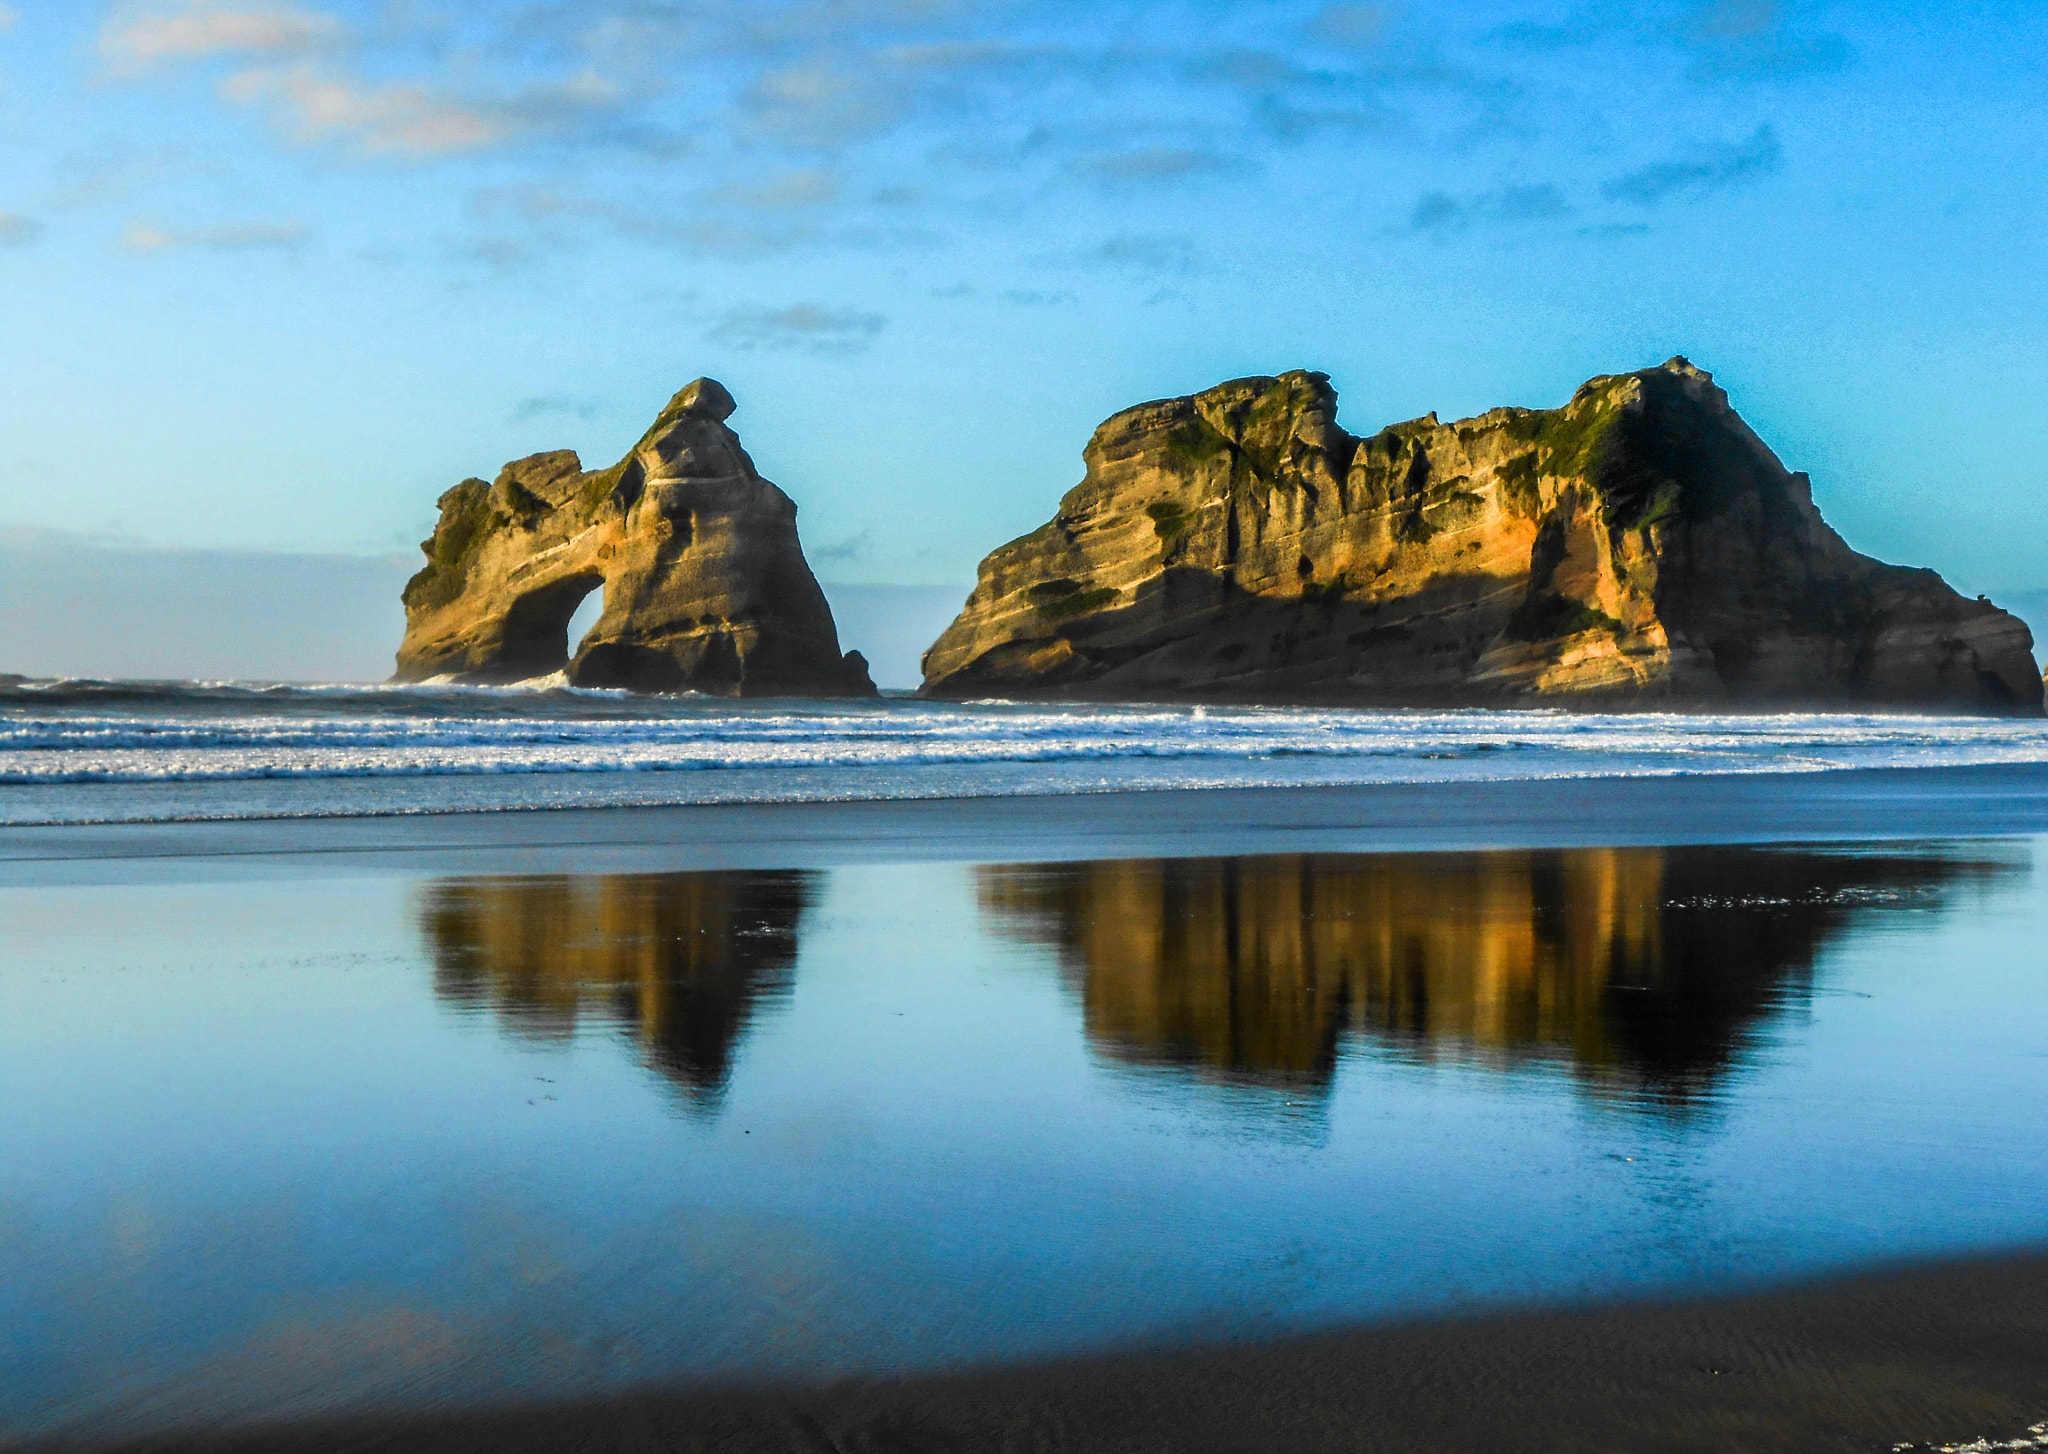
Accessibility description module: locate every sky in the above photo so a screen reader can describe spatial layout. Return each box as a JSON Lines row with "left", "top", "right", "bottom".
{"left": 1, "top": 0, "right": 2046, "bottom": 679}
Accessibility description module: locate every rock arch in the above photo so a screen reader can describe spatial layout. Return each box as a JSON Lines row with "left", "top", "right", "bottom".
{"left": 394, "top": 379, "right": 874, "bottom": 696}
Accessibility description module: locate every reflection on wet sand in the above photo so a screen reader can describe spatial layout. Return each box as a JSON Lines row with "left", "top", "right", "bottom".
{"left": 419, "top": 871, "right": 815, "bottom": 1105}
{"left": 977, "top": 845, "right": 2015, "bottom": 1108}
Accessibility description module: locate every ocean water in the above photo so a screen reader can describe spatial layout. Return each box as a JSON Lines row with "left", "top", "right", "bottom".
{"left": 3, "top": 838, "right": 2046, "bottom": 1441}
{"left": 5, "top": 677, "right": 2048, "bottom": 824}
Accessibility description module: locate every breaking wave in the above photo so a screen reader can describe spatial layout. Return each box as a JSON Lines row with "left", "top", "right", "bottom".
{"left": 4, "top": 676, "right": 2046, "bottom": 822}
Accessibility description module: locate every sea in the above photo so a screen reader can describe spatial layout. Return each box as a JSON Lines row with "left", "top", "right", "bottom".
{"left": 6, "top": 675, "right": 2048, "bottom": 824}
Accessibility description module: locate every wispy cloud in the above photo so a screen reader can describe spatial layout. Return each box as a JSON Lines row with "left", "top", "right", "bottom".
{"left": 1680, "top": 0, "right": 1851, "bottom": 78}
{"left": 511, "top": 395, "right": 602, "bottom": 424}
{"left": 0, "top": 4, "right": 17, "bottom": 34}
{"left": 703, "top": 169, "right": 842, "bottom": 212}
{"left": 1305, "top": 2, "right": 1396, "bottom": 49}
{"left": 812, "top": 529, "right": 871, "bottom": 564}
{"left": 1602, "top": 125, "right": 1781, "bottom": 205}
{"left": 1407, "top": 181, "right": 1573, "bottom": 234}
{"left": 100, "top": 3, "right": 623, "bottom": 158}
{"left": 75, "top": 1, "right": 1837, "bottom": 270}
{"left": 1073, "top": 147, "right": 1247, "bottom": 184}
{"left": 1488, "top": 0, "right": 1850, "bottom": 81}
{"left": 741, "top": 57, "right": 906, "bottom": 149}
{"left": 99, "top": 1, "right": 344, "bottom": 75}
{"left": 220, "top": 64, "right": 504, "bottom": 155}
{"left": 220, "top": 63, "right": 621, "bottom": 157}
{"left": 1084, "top": 233, "right": 1198, "bottom": 272}
{"left": 121, "top": 217, "right": 307, "bottom": 251}
{"left": 707, "top": 302, "right": 886, "bottom": 356}
{"left": 0, "top": 211, "right": 41, "bottom": 245}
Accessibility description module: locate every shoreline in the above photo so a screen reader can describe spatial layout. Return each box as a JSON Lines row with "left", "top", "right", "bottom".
{"left": 4, "top": 762, "right": 2048, "bottom": 884}
{"left": 31, "top": 1246, "right": 2048, "bottom": 1454}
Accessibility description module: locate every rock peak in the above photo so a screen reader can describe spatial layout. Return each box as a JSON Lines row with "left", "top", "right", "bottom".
{"left": 1656, "top": 355, "right": 1709, "bottom": 380}
{"left": 669, "top": 377, "right": 737, "bottom": 422}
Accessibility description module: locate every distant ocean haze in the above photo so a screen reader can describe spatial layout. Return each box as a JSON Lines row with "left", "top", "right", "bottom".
{"left": 0, "top": 531, "right": 964, "bottom": 689}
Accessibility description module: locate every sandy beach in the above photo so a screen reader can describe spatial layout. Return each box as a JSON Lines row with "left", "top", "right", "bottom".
{"left": 23, "top": 1248, "right": 2047, "bottom": 1454}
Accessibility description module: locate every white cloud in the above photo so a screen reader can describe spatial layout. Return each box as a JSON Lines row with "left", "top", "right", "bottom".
{"left": 743, "top": 58, "right": 907, "bottom": 148}
{"left": 708, "top": 301, "right": 886, "bottom": 356}
{"left": 222, "top": 64, "right": 508, "bottom": 154}
{"left": 99, "top": 1, "right": 344, "bottom": 75}
{"left": 218, "top": 63, "right": 623, "bottom": 157}
{"left": 121, "top": 217, "right": 308, "bottom": 251}
{"left": 0, "top": 4, "right": 18, "bottom": 34}
{"left": 0, "top": 211, "right": 41, "bottom": 245}
{"left": 703, "top": 169, "right": 841, "bottom": 211}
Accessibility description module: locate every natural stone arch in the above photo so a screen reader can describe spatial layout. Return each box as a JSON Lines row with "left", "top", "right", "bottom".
{"left": 394, "top": 379, "right": 874, "bottom": 696}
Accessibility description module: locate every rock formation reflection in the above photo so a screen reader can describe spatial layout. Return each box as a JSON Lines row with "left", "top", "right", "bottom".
{"left": 419, "top": 870, "right": 815, "bottom": 1107}
{"left": 977, "top": 845, "right": 2013, "bottom": 1110}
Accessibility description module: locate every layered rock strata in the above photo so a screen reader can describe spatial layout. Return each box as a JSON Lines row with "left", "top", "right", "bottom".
{"left": 922, "top": 360, "right": 2041, "bottom": 711}
{"left": 395, "top": 379, "right": 874, "bottom": 695}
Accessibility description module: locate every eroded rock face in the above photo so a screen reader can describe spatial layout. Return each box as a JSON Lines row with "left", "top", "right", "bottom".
{"left": 395, "top": 379, "right": 875, "bottom": 696}
{"left": 921, "top": 360, "right": 2043, "bottom": 712}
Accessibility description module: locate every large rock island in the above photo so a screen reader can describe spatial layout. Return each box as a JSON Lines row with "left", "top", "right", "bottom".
{"left": 394, "top": 379, "right": 873, "bottom": 695}
{"left": 921, "top": 360, "right": 2042, "bottom": 712}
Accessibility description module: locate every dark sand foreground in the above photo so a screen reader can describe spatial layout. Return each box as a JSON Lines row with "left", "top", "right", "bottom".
{"left": 29, "top": 1250, "right": 2047, "bottom": 1454}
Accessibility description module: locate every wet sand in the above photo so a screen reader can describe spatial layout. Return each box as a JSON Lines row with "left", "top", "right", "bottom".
{"left": 6, "top": 762, "right": 2048, "bottom": 885}
{"left": 29, "top": 1248, "right": 2047, "bottom": 1454}
{"left": 12, "top": 764, "right": 2048, "bottom": 1452}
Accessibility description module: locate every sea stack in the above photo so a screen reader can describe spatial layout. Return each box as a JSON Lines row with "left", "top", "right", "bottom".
{"left": 394, "top": 379, "right": 874, "bottom": 696}
{"left": 921, "top": 359, "right": 2042, "bottom": 712}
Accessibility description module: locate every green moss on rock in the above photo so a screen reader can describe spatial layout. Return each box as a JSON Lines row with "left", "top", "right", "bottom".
{"left": 1146, "top": 500, "right": 1194, "bottom": 542}
{"left": 1158, "top": 420, "right": 1234, "bottom": 475}
{"left": 401, "top": 480, "right": 497, "bottom": 615}
{"left": 1035, "top": 585, "right": 1119, "bottom": 621}
{"left": 1395, "top": 508, "right": 1439, "bottom": 544}
{"left": 1504, "top": 592, "right": 1621, "bottom": 643}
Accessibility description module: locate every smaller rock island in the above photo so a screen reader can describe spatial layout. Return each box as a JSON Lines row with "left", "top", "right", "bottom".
{"left": 394, "top": 379, "right": 874, "bottom": 696}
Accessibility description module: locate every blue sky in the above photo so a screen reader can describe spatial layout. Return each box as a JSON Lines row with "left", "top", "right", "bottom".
{"left": 1, "top": 0, "right": 2045, "bottom": 614}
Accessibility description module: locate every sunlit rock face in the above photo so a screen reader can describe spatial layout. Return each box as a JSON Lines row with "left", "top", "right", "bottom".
{"left": 923, "top": 360, "right": 2043, "bottom": 711}
{"left": 418, "top": 870, "right": 815, "bottom": 1107}
{"left": 393, "top": 379, "right": 875, "bottom": 696}
{"left": 977, "top": 846, "right": 2008, "bottom": 1109}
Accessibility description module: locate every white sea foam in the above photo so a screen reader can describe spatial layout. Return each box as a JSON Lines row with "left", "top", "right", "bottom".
{"left": 1894, "top": 1422, "right": 2048, "bottom": 1452}
{"left": 3, "top": 679, "right": 2046, "bottom": 823}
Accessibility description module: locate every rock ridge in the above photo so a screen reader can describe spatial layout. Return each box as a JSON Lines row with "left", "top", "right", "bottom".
{"left": 920, "top": 360, "right": 2042, "bottom": 712}
{"left": 395, "top": 379, "right": 874, "bottom": 696}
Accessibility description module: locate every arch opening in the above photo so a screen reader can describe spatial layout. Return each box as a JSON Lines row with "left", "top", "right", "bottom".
{"left": 565, "top": 586, "right": 605, "bottom": 656}
{"left": 493, "top": 571, "right": 605, "bottom": 682}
